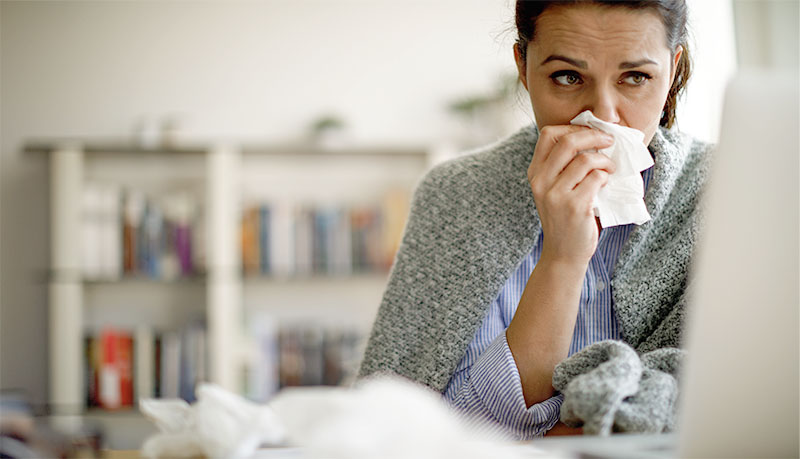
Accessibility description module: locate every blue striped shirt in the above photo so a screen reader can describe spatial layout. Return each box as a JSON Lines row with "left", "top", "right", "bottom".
{"left": 443, "top": 167, "right": 654, "bottom": 439}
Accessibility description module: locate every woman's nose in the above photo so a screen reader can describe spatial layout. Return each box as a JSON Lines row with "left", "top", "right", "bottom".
{"left": 585, "top": 85, "right": 621, "bottom": 124}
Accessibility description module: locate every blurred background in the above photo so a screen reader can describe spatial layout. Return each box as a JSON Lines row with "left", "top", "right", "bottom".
{"left": 0, "top": 0, "right": 796, "bottom": 453}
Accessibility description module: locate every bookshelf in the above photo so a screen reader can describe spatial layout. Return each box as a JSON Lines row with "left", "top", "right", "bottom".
{"left": 31, "top": 139, "right": 429, "bottom": 418}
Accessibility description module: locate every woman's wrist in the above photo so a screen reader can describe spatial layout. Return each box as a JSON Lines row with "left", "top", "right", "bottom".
{"left": 537, "top": 247, "right": 590, "bottom": 282}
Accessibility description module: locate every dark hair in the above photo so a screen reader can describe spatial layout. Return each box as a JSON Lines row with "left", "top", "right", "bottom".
{"left": 514, "top": 0, "right": 691, "bottom": 128}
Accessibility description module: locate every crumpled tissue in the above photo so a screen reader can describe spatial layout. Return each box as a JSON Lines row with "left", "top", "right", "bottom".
{"left": 570, "top": 110, "right": 654, "bottom": 227}
{"left": 140, "top": 376, "right": 558, "bottom": 459}
{"left": 139, "top": 383, "right": 286, "bottom": 458}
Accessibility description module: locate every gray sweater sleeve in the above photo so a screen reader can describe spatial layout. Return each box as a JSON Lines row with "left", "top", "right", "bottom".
{"left": 552, "top": 340, "right": 685, "bottom": 435}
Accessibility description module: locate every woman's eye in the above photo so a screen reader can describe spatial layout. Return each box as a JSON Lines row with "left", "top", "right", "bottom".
{"left": 551, "top": 71, "right": 582, "bottom": 86}
{"left": 621, "top": 72, "right": 652, "bottom": 85}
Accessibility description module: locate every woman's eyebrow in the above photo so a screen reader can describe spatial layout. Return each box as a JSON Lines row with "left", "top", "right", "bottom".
{"left": 619, "top": 59, "right": 658, "bottom": 69}
{"left": 540, "top": 55, "right": 587, "bottom": 68}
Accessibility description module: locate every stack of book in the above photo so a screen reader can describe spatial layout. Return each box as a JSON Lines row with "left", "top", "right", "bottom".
{"left": 83, "top": 322, "right": 207, "bottom": 409}
{"left": 84, "top": 321, "right": 364, "bottom": 408}
{"left": 240, "top": 189, "right": 410, "bottom": 277}
{"left": 245, "top": 321, "right": 364, "bottom": 402}
{"left": 82, "top": 184, "right": 409, "bottom": 281}
{"left": 81, "top": 184, "right": 203, "bottom": 281}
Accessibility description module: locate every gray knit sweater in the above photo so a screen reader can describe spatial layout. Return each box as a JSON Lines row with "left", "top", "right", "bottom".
{"left": 359, "top": 124, "right": 711, "bottom": 418}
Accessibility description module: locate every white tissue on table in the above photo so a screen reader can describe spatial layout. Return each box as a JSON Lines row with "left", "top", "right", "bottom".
{"left": 569, "top": 110, "right": 654, "bottom": 227}
{"left": 139, "top": 377, "right": 561, "bottom": 459}
{"left": 139, "top": 383, "right": 287, "bottom": 458}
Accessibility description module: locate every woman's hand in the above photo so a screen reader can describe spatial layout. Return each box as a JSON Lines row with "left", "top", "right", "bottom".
{"left": 528, "top": 125, "right": 616, "bottom": 266}
{"left": 545, "top": 422, "right": 584, "bottom": 437}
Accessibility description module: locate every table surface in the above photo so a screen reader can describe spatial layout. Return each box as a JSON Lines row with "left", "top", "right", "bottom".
{"left": 104, "top": 451, "right": 141, "bottom": 459}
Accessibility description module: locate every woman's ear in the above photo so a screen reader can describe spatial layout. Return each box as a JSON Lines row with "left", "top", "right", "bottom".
{"left": 670, "top": 45, "right": 684, "bottom": 83}
{"left": 514, "top": 43, "right": 529, "bottom": 91}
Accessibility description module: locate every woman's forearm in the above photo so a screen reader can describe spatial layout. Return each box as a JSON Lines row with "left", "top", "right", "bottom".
{"left": 506, "top": 250, "right": 587, "bottom": 407}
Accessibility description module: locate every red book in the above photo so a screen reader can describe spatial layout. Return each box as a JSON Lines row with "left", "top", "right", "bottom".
{"left": 98, "top": 329, "right": 134, "bottom": 409}
{"left": 117, "top": 334, "right": 133, "bottom": 407}
{"left": 99, "top": 329, "right": 120, "bottom": 409}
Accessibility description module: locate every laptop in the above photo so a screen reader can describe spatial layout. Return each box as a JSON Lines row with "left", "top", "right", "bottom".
{"left": 533, "top": 69, "right": 800, "bottom": 458}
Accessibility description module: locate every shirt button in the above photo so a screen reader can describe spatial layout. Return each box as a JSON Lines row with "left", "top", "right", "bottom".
{"left": 596, "top": 280, "right": 606, "bottom": 291}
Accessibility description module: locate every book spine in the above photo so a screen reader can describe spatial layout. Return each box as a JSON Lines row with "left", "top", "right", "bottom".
{"left": 294, "top": 206, "right": 313, "bottom": 276}
{"left": 134, "top": 325, "right": 155, "bottom": 402}
{"left": 98, "top": 329, "right": 121, "bottom": 409}
{"left": 175, "top": 224, "right": 192, "bottom": 276}
{"left": 153, "top": 334, "right": 162, "bottom": 398}
{"left": 270, "top": 203, "right": 294, "bottom": 277}
{"left": 259, "top": 206, "right": 271, "bottom": 275}
{"left": 160, "top": 331, "right": 180, "bottom": 399}
{"left": 101, "top": 185, "right": 122, "bottom": 280}
{"left": 333, "top": 207, "right": 352, "bottom": 275}
{"left": 123, "top": 190, "right": 144, "bottom": 275}
{"left": 243, "top": 206, "right": 260, "bottom": 276}
{"left": 81, "top": 184, "right": 102, "bottom": 280}
{"left": 118, "top": 334, "right": 134, "bottom": 407}
{"left": 84, "top": 335, "right": 99, "bottom": 407}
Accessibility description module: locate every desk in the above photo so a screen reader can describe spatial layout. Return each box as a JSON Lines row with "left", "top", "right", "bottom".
{"left": 104, "top": 451, "right": 142, "bottom": 459}
{"left": 532, "top": 433, "right": 677, "bottom": 459}
{"left": 104, "top": 448, "right": 308, "bottom": 459}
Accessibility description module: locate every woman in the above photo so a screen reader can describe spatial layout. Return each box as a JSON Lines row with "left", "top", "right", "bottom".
{"left": 359, "top": 0, "right": 710, "bottom": 439}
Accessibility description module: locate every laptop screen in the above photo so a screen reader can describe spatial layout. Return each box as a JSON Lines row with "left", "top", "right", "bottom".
{"left": 678, "top": 69, "right": 799, "bottom": 458}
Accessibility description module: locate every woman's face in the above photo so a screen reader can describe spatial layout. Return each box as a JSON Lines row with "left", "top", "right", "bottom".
{"left": 515, "top": 4, "right": 682, "bottom": 145}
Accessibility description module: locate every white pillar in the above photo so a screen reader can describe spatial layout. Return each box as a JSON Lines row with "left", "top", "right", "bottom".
{"left": 49, "top": 144, "right": 84, "bottom": 416}
{"left": 206, "top": 144, "right": 242, "bottom": 392}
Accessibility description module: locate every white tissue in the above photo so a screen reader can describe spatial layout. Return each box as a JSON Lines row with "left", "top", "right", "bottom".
{"left": 569, "top": 110, "right": 654, "bottom": 227}
{"left": 139, "top": 377, "right": 559, "bottom": 459}
{"left": 267, "top": 377, "right": 539, "bottom": 459}
{"left": 139, "top": 384, "right": 286, "bottom": 458}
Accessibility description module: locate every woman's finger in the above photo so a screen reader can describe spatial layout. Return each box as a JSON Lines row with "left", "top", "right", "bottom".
{"left": 550, "top": 151, "right": 616, "bottom": 193}
{"left": 572, "top": 168, "right": 611, "bottom": 205}
{"left": 531, "top": 129, "right": 614, "bottom": 190}
{"left": 532, "top": 125, "right": 592, "bottom": 168}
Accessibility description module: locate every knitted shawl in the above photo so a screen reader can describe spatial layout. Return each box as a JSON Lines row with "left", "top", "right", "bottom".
{"left": 359, "top": 124, "right": 712, "bottom": 395}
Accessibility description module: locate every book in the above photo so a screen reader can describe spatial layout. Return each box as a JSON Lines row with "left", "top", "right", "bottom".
{"left": 160, "top": 331, "right": 181, "bottom": 399}
{"left": 259, "top": 206, "right": 271, "bottom": 275}
{"left": 330, "top": 207, "right": 352, "bottom": 275}
{"left": 123, "top": 190, "right": 145, "bottom": 275}
{"left": 134, "top": 325, "right": 155, "bottom": 402}
{"left": 241, "top": 206, "right": 260, "bottom": 276}
{"left": 300, "top": 327, "right": 324, "bottom": 386}
{"left": 270, "top": 202, "right": 294, "bottom": 278}
{"left": 100, "top": 185, "right": 122, "bottom": 279}
{"left": 98, "top": 328, "right": 133, "bottom": 409}
{"left": 82, "top": 184, "right": 103, "bottom": 280}
{"left": 84, "top": 336, "right": 99, "bottom": 407}
{"left": 293, "top": 206, "right": 314, "bottom": 276}
{"left": 118, "top": 333, "right": 134, "bottom": 407}
{"left": 246, "top": 315, "right": 279, "bottom": 402}
{"left": 179, "top": 322, "right": 207, "bottom": 403}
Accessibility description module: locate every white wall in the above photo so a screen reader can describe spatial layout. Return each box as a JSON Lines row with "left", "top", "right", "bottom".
{"left": 1, "top": 0, "right": 521, "bottom": 144}
{"left": 679, "top": 0, "right": 738, "bottom": 143}
{"left": 733, "top": 0, "right": 799, "bottom": 70}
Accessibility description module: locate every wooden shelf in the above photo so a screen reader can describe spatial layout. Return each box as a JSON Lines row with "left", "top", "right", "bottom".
{"left": 26, "top": 139, "right": 428, "bottom": 159}
{"left": 25, "top": 139, "right": 207, "bottom": 155}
